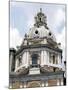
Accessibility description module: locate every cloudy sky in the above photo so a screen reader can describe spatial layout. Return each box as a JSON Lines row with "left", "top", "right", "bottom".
{"left": 10, "top": 1, "right": 66, "bottom": 62}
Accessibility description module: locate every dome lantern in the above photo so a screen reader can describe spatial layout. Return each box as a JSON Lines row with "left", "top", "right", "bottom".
{"left": 34, "top": 8, "right": 48, "bottom": 29}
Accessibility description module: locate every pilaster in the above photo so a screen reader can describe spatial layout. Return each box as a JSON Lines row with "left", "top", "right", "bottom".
{"left": 61, "top": 79, "right": 63, "bottom": 85}
{"left": 45, "top": 81, "right": 48, "bottom": 86}
{"left": 41, "top": 81, "right": 45, "bottom": 87}
{"left": 58, "top": 54, "right": 61, "bottom": 65}
{"left": 24, "top": 82, "right": 27, "bottom": 88}
{"left": 41, "top": 50, "right": 44, "bottom": 66}
{"left": 15, "top": 58, "right": 19, "bottom": 70}
{"left": 57, "top": 79, "right": 60, "bottom": 86}
{"left": 43, "top": 50, "right": 47, "bottom": 64}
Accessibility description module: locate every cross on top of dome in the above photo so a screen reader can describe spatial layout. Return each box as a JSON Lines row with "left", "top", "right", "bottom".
{"left": 37, "top": 8, "right": 45, "bottom": 17}
{"left": 40, "top": 8, "right": 42, "bottom": 12}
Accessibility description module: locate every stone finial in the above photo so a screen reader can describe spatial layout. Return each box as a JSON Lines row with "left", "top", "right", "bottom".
{"left": 40, "top": 8, "right": 42, "bottom": 13}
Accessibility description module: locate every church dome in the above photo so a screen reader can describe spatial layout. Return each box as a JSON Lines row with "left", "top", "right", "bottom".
{"left": 28, "top": 8, "right": 56, "bottom": 42}
{"left": 28, "top": 26, "right": 49, "bottom": 38}
{"left": 28, "top": 26, "right": 56, "bottom": 42}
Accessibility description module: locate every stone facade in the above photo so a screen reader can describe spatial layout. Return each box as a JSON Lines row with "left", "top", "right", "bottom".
{"left": 9, "top": 8, "right": 64, "bottom": 89}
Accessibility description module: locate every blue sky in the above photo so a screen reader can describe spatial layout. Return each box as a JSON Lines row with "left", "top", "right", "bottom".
{"left": 10, "top": 2, "right": 65, "bottom": 36}
{"left": 10, "top": 1, "right": 66, "bottom": 61}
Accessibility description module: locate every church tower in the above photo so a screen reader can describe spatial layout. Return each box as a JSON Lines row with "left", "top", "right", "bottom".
{"left": 9, "top": 8, "right": 64, "bottom": 89}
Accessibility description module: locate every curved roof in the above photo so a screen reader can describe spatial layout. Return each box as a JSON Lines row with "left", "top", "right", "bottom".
{"left": 28, "top": 26, "right": 56, "bottom": 42}
{"left": 28, "top": 8, "right": 56, "bottom": 42}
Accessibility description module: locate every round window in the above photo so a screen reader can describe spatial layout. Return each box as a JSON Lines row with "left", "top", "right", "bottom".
{"left": 35, "top": 30, "right": 38, "bottom": 34}
{"left": 49, "top": 32, "right": 51, "bottom": 36}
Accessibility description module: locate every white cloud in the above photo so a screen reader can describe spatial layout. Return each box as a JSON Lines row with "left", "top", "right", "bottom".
{"left": 48, "top": 7, "right": 65, "bottom": 63}
{"left": 27, "top": 15, "right": 34, "bottom": 30}
{"left": 48, "top": 7, "right": 65, "bottom": 34}
{"left": 10, "top": 27, "right": 22, "bottom": 49}
{"left": 56, "top": 26, "right": 65, "bottom": 62}
{"left": 53, "top": 8, "right": 65, "bottom": 27}
{"left": 47, "top": 7, "right": 65, "bottom": 63}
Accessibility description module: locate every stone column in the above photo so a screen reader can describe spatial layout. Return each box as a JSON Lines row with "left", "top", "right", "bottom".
{"left": 43, "top": 51, "right": 47, "bottom": 65}
{"left": 23, "top": 51, "right": 29, "bottom": 68}
{"left": 24, "top": 82, "right": 27, "bottom": 88}
{"left": 41, "top": 81, "right": 45, "bottom": 87}
{"left": 26, "top": 51, "right": 29, "bottom": 68}
{"left": 20, "top": 82, "right": 23, "bottom": 88}
{"left": 47, "top": 51, "right": 49, "bottom": 64}
{"left": 58, "top": 54, "right": 61, "bottom": 65}
{"left": 45, "top": 81, "right": 48, "bottom": 86}
{"left": 20, "top": 85, "right": 23, "bottom": 88}
{"left": 9, "top": 54, "right": 13, "bottom": 72}
{"left": 15, "top": 58, "right": 19, "bottom": 70}
{"left": 9, "top": 83, "right": 12, "bottom": 89}
{"left": 57, "top": 79, "right": 60, "bottom": 86}
{"left": 61, "top": 79, "right": 63, "bottom": 85}
{"left": 9, "top": 49, "right": 16, "bottom": 72}
{"left": 22, "top": 52, "right": 26, "bottom": 67}
{"left": 21, "top": 55, "right": 23, "bottom": 64}
{"left": 41, "top": 50, "right": 44, "bottom": 66}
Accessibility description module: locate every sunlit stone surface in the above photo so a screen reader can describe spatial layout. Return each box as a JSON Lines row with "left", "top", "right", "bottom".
{"left": 9, "top": 8, "right": 65, "bottom": 89}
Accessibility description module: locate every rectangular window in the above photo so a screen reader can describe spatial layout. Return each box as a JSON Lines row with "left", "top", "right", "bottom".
{"left": 32, "top": 56, "right": 37, "bottom": 65}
